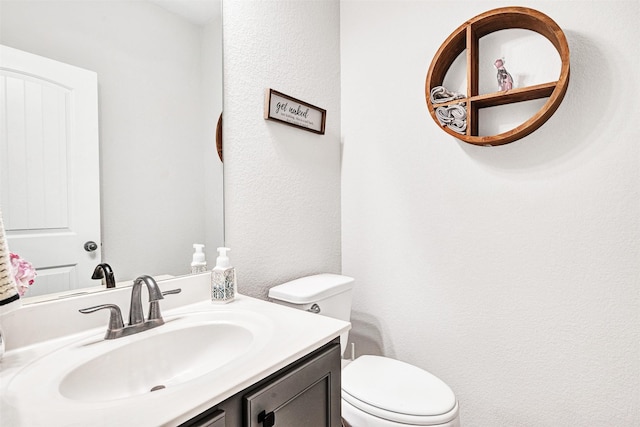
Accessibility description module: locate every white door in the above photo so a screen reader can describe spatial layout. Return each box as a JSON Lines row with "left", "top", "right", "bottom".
{"left": 0, "top": 44, "right": 100, "bottom": 297}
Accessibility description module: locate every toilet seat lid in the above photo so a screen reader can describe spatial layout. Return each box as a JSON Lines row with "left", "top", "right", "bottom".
{"left": 342, "top": 355, "right": 457, "bottom": 423}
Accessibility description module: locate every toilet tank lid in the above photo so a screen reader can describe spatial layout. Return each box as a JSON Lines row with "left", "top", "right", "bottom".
{"left": 268, "top": 273, "right": 354, "bottom": 304}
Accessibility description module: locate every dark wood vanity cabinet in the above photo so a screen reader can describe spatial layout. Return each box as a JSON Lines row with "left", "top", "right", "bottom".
{"left": 179, "top": 339, "right": 342, "bottom": 427}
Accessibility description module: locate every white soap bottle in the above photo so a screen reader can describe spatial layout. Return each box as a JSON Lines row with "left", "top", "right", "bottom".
{"left": 191, "top": 244, "right": 207, "bottom": 274}
{"left": 211, "top": 247, "right": 236, "bottom": 303}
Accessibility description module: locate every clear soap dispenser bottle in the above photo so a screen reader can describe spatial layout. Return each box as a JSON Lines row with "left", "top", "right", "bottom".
{"left": 211, "top": 247, "right": 236, "bottom": 303}
{"left": 191, "top": 244, "right": 207, "bottom": 274}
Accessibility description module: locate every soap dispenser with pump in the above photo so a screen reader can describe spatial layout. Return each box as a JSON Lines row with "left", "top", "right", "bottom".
{"left": 211, "top": 247, "right": 236, "bottom": 303}
{"left": 191, "top": 244, "right": 207, "bottom": 274}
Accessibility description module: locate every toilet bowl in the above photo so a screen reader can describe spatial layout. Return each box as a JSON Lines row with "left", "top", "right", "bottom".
{"left": 268, "top": 274, "right": 461, "bottom": 427}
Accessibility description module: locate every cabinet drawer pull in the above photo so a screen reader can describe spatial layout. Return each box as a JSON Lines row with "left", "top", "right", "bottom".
{"left": 258, "top": 410, "right": 275, "bottom": 427}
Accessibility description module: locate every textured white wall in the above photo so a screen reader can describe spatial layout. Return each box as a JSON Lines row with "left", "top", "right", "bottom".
{"left": 223, "top": 0, "right": 341, "bottom": 298}
{"left": 342, "top": 1, "right": 639, "bottom": 426}
{"left": 1, "top": 1, "right": 223, "bottom": 281}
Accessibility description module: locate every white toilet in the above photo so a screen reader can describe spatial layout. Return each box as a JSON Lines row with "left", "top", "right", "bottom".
{"left": 268, "top": 274, "right": 461, "bottom": 427}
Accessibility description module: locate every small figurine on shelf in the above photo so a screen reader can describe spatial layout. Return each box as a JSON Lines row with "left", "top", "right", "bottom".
{"left": 494, "top": 58, "right": 514, "bottom": 92}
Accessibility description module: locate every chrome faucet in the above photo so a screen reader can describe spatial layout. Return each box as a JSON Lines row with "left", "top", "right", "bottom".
{"left": 79, "top": 275, "right": 181, "bottom": 340}
{"left": 91, "top": 263, "right": 116, "bottom": 288}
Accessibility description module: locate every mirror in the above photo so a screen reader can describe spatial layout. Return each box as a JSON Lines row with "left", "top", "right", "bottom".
{"left": 0, "top": 0, "right": 224, "bottom": 303}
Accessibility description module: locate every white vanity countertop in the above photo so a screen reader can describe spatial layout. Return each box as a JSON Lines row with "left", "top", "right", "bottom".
{"left": 0, "top": 276, "right": 350, "bottom": 426}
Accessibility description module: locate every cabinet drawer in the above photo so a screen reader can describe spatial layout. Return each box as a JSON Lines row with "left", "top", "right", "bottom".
{"left": 244, "top": 343, "right": 341, "bottom": 427}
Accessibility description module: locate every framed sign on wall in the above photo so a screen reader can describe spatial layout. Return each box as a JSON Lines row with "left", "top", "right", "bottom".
{"left": 264, "top": 89, "right": 326, "bottom": 135}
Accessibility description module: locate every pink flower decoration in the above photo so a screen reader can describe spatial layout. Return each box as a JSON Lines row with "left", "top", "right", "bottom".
{"left": 10, "top": 253, "right": 37, "bottom": 296}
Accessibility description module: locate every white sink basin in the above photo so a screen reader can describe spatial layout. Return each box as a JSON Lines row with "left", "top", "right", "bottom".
{"left": 6, "top": 309, "right": 273, "bottom": 404}
{"left": 60, "top": 322, "right": 253, "bottom": 401}
{"left": 1, "top": 292, "right": 351, "bottom": 427}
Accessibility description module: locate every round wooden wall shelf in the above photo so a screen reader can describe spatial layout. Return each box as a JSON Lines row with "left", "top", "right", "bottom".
{"left": 425, "top": 7, "right": 570, "bottom": 146}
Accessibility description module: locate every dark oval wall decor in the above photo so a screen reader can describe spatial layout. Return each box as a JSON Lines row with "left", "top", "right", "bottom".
{"left": 425, "top": 7, "right": 570, "bottom": 146}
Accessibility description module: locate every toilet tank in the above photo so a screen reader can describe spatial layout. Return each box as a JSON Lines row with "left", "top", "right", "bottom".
{"left": 268, "top": 274, "right": 354, "bottom": 355}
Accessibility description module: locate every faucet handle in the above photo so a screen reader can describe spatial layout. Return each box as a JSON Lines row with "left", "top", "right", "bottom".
{"left": 79, "top": 304, "right": 125, "bottom": 339}
{"left": 148, "top": 288, "right": 182, "bottom": 322}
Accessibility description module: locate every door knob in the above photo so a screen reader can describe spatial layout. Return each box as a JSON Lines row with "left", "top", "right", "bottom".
{"left": 84, "top": 241, "right": 98, "bottom": 252}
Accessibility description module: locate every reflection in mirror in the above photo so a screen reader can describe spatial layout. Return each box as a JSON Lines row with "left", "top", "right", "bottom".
{"left": 0, "top": 0, "right": 224, "bottom": 303}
